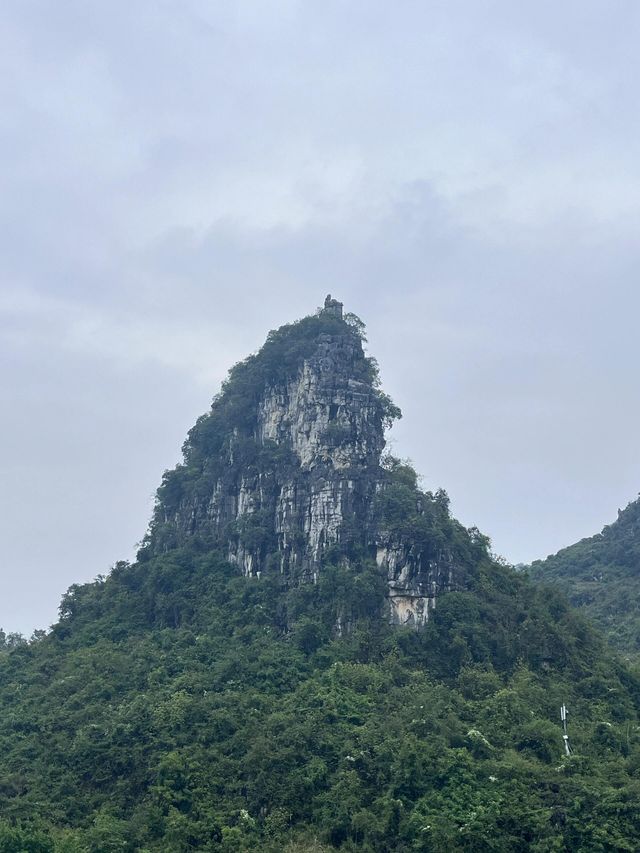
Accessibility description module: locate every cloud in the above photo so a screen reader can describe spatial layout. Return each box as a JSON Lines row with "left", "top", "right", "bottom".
{"left": 2, "top": 0, "right": 640, "bottom": 632}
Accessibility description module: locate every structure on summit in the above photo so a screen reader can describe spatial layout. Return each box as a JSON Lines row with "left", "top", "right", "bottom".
{"left": 144, "top": 299, "right": 461, "bottom": 625}
{"left": 322, "top": 293, "right": 344, "bottom": 318}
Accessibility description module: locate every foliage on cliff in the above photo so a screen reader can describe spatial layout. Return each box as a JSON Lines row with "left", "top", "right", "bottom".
{"left": 529, "top": 497, "right": 640, "bottom": 658}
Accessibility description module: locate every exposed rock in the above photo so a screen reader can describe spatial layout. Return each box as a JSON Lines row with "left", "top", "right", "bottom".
{"left": 376, "top": 537, "right": 455, "bottom": 625}
{"left": 145, "top": 302, "right": 459, "bottom": 624}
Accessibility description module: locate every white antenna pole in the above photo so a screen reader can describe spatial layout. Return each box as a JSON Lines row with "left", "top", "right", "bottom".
{"left": 561, "top": 704, "right": 571, "bottom": 756}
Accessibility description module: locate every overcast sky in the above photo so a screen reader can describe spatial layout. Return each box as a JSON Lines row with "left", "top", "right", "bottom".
{"left": 2, "top": 0, "right": 640, "bottom": 635}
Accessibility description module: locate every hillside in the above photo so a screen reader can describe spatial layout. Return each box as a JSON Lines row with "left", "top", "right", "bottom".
{"left": 2, "top": 298, "right": 640, "bottom": 852}
{"left": 529, "top": 497, "right": 640, "bottom": 658}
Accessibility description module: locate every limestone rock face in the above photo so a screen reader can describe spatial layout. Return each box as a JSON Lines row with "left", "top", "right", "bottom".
{"left": 146, "top": 301, "right": 458, "bottom": 624}
{"left": 376, "top": 538, "right": 456, "bottom": 626}
{"left": 235, "top": 329, "right": 385, "bottom": 577}
{"left": 256, "top": 335, "right": 383, "bottom": 472}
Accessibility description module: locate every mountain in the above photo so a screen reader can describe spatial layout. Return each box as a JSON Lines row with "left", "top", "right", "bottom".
{"left": 529, "top": 497, "right": 640, "bottom": 658}
{"left": 142, "top": 294, "right": 470, "bottom": 627}
{"left": 2, "top": 298, "right": 640, "bottom": 852}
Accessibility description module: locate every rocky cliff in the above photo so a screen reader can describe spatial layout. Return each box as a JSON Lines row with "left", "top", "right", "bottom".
{"left": 143, "top": 297, "right": 465, "bottom": 625}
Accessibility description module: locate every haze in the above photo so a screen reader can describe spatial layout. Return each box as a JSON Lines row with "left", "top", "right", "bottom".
{"left": 2, "top": 0, "right": 640, "bottom": 635}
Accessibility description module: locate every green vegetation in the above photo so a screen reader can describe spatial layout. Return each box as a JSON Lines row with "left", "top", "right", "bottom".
{"left": 2, "top": 509, "right": 640, "bottom": 850}
{"left": 375, "top": 456, "right": 484, "bottom": 586}
{"left": 529, "top": 497, "right": 640, "bottom": 659}
{"left": 2, "top": 310, "right": 640, "bottom": 850}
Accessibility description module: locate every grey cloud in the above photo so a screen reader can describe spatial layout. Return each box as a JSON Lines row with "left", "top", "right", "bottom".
{"left": 2, "top": 0, "right": 640, "bottom": 632}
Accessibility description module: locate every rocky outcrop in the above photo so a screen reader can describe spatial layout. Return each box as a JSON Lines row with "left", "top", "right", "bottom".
{"left": 376, "top": 538, "right": 456, "bottom": 626}
{"left": 145, "top": 297, "right": 459, "bottom": 625}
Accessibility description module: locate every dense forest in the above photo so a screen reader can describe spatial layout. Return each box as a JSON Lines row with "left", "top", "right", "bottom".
{"left": 529, "top": 498, "right": 640, "bottom": 659}
{"left": 2, "top": 306, "right": 640, "bottom": 851}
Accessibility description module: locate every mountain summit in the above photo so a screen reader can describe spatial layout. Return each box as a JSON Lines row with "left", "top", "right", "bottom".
{"left": 142, "top": 297, "right": 465, "bottom": 626}
{"left": 146, "top": 295, "right": 392, "bottom": 576}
